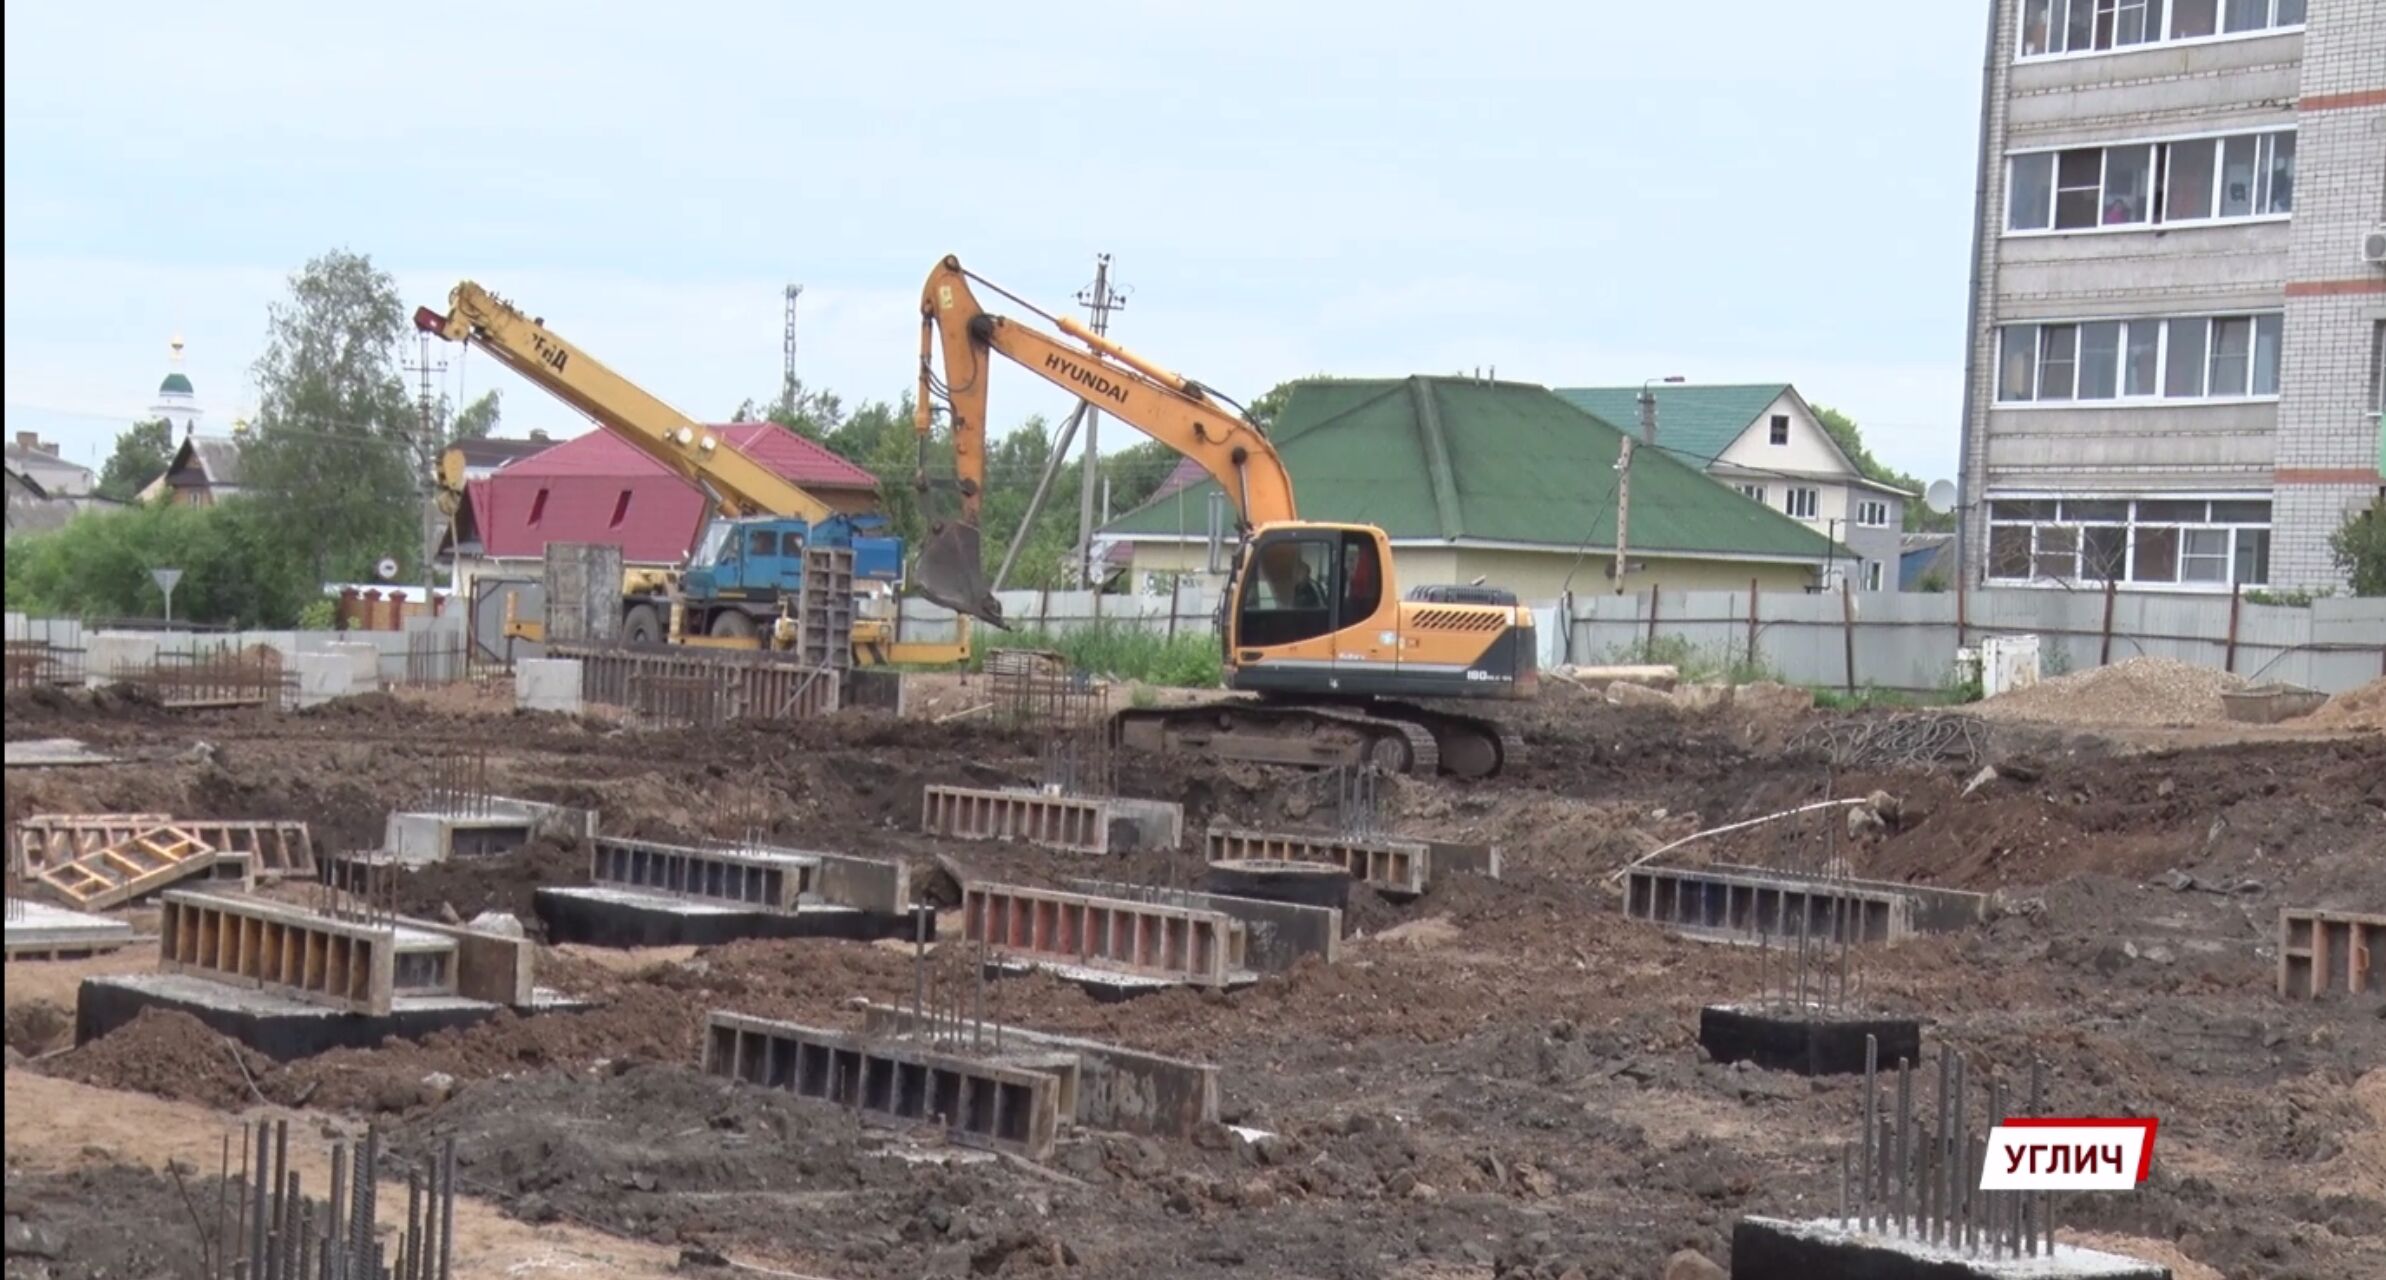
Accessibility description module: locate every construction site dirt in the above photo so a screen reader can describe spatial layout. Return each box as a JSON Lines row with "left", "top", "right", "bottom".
{"left": 5, "top": 681, "right": 2381, "bottom": 1279}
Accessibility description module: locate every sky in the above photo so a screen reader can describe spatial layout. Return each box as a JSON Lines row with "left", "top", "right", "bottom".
{"left": 5, "top": 2, "right": 1989, "bottom": 490}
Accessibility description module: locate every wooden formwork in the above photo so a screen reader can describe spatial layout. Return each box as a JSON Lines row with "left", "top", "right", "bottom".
{"left": 704, "top": 1011, "right": 1067, "bottom": 1160}
{"left": 922, "top": 786, "right": 1108, "bottom": 854}
{"left": 962, "top": 883, "right": 1245, "bottom": 986}
{"left": 15, "top": 815, "right": 313, "bottom": 881}
{"left": 589, "top": 836, "right": 818, "bottom": 911}
{"left": 157, "top": 891, "right": 415, "bottom": 1016}
{"left": 13, "top": 814, "right": 175, "bottom": 876}
{"left": 2279, "top": 908, "right": 2384, "bottom": 1000}
{"left": 170, "top": 820, "right": 316, "bottom": 877}
{"left": 36, "top": 826, "right": 224, "bottom": 911}
{"left": 1206, "top": 826, "right": 1430, "bottom": 897}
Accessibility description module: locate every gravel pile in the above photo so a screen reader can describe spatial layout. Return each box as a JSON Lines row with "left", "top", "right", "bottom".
{"left": 1974, "top": 655, "right": 2247, "bottom": 727}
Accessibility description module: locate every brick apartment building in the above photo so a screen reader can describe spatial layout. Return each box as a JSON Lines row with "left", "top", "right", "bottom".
{"left": 1956, "top": 0, "right": 2386, "bottom": 592}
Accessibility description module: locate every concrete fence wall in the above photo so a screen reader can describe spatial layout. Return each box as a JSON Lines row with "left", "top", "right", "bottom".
{"left": 888, "top": 583, "right": 2386, "bottom": 696}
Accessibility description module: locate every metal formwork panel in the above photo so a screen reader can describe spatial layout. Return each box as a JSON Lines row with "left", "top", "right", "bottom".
{"left": 2278, "top": 908, "right": 2385, "bottom": 1000}
{"left": 922, "top": 786, "right": 1110, "bottom": 854}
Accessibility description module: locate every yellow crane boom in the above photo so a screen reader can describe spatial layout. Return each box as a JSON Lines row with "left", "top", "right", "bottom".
{"left": 414, "top": 282, "right": 837, "bottom": 524}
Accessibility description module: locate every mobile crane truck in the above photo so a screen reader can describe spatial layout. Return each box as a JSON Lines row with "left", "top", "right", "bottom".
{"left": 417, "top": 283, "right": 997, "bottom": 662}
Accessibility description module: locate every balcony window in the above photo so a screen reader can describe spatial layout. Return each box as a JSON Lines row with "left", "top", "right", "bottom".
{"left": 2008, "top": 129, "right": 2294, "bottom": 232}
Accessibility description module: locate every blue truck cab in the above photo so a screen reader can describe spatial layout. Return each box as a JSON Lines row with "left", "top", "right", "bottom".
{"left": 680, "top": 514, "right": 903, "bottom": 606}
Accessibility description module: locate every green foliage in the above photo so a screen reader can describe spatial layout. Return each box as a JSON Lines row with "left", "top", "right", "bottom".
{"left": 2329, "top": 497, "right": 2386, "bottom": 596}
{"left": 2245, "top": 586, "right": 2334, "bottom": 607}
{"left": 1243, "top": 377, "right": 1323, "bottom": 432}
{"left": 95, "top": 418, "right": 175, "bottom": 502}
{"left": 1810, "top": 404, "right": 1950, "bottom": 532}
{"left": 1917, "top": 569, "right": 1949, "bottom": 594}
{"left": 974, "top": 622, "right": 1223, "bottom": 688}
{"left": 1810, "top": 683, "right": 1966, "bottom": 711}
{"left": 241, "top": 248, "right": 421, "bottom": 585}
{"left": 1599, "top": 634, "right": 1780, "bottom": 685}
{"left": 2, "top": 501, "right": 315, "bottom": 625}
{"left": 450, "top": 390, "right": 501, "bottom": 441}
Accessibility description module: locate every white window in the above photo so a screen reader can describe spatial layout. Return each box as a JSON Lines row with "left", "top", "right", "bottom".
{"left": 1864, "top": 562, "right": 1885, "bottom": 592}
{"left": 2006, "top": 129, "right": 2293, "bottom": 232}
{"left": 1856, "top": 499, "right": 1890, "bottom": 528}
{"left": 1985, "top": 497, "right": 2271, "bottom": 588}
{"left": 1737, "top": 483, "right": 1768, "bottom": 503}
{"left": 1996, "top": 313, "right": 2283, "bottom": 404}
{"left": 1786, "top": 488, "right": 1819, "bottom": 520}
{"left": 2021, "top": 0, "right": 2305, "bottom": 60}
{"left": 1769, "top": 415, "right": 1790, "bottom": 445}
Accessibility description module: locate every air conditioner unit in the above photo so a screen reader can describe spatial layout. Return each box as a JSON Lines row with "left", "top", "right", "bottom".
{"left": 2365, "top": 224, "right": 2386, "bottom": 267}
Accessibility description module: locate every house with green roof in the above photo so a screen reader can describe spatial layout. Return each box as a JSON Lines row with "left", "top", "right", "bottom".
{"left": 1098, "top": 376, "right": 1851, "bottom": 602}
{"left": 1554, "top": 383, "right": 1912, "bottom": 591}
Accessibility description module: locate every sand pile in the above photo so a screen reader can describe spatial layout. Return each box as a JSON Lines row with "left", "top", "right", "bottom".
{"left": 2305, "top": 676, "right": 2386, "bottom": 732}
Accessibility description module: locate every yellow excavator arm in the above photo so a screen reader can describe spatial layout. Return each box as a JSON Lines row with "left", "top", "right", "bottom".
{"left": 414, "top": 282, "right": 838, "bottom": 525}
{"left": 912, "top": 256, "right": 1298, "bottom": 622}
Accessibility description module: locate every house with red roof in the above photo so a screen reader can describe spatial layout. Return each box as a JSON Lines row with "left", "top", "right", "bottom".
{"left": 440, "top": 422, "right": 882, "bottom": 587}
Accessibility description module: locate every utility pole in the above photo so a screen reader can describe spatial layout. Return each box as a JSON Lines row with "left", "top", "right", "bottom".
{"left": 782, "top": 284, "right": 803, "bottom": 409}
{"left": 1612, "top": 437, "right": 1634, "bottom": 594}
{"left": 1073, "top": 254, "right": 1127, "bottom": 589}
{"left": 1618, "top": 376, "right": 1682, "bottom": 593}
{"left": 404, "top": 332, "right": 449, "bottom": 604}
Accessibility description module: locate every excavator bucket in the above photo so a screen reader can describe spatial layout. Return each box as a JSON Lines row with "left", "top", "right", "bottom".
{"left": 914, "top": 520, "right": 1007, "bottom": 629}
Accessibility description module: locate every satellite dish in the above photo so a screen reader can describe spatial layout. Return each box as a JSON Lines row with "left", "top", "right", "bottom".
{"left": 375, "top": 557, "right": 401, "bottom": 582}
{"left": 1924, "top": 480, "right": 1958, "bottom": 515}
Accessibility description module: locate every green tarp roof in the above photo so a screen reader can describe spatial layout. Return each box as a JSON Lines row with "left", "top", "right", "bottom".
{"left": 1553, "top": 383, "right": 1792, "bottom": 468}
{"left": 1102, "top": 377, "right": 1841, "bottom": 562}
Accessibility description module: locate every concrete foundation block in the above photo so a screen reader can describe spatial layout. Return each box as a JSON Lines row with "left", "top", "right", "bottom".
{"left": 82, "top": 632, "right": 160, "bottom": 685}
{"left": 515, "top": 658, "right": 584, "bottom": 714}
{"left": 860, "top": 1002, "right": 1219, "bottom": 1140}
{"left": 1699, "top": 1004, "right": 1924, "bottom": 1077}
{"left": 294, "top": 652, "right": 356, "bottom": 708}
{"left": 325, "top": 641, "right": 382, "bottom": 691}
{"left": 1729, "top": 1216, "right": 2169, "bottom": 1278}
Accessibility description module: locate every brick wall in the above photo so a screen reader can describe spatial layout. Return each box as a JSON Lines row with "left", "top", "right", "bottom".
{"left": 2274, "top": 0, "right": 2386, "bottom": 586}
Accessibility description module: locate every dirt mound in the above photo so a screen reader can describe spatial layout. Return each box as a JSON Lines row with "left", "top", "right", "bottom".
{"left": 5, "top": 1164, "right": 240, "bottom": 1278}
{"left": 1976, "top": 657, "right": 2245, "bottom": 727}
{"left": 2307, "top": 677, "right": 2386, "bottom": 732}
{"left": 48, "top": 1008, "right": 265, "bottom": 1110}
{"left": 5, "top": 999, "right": 75, "bottom": 1056}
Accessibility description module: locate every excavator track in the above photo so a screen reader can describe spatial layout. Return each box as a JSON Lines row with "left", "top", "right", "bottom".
{"left": 1112, "top": 701, "right": 1442, "bottom": 777}
{"left": 1370, "top": 700, "right": 1527, "bottom": 781}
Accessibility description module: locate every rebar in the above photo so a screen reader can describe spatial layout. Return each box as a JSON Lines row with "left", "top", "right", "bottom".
{"left": 1787, "top": 712, "right": 1990, "bottom": 769}
{"left": 1860, "top": 1034, "right": 1876, "bottom": 1231}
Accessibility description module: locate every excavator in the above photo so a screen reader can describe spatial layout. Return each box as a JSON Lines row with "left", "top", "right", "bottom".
{"left": 911, "top": 256, "right": 1536, "bottom": 778}
{"left": 416, "top": 283, "right": 990, "bottom": 665}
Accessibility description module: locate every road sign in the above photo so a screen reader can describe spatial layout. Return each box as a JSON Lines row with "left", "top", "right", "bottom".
{"left": 151, "top": 567, "right": 183, "bottom": 626}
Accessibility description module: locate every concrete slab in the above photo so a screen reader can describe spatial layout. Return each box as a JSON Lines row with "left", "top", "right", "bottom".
{"left": 1730, "top": 1216, "right": 2170, "bottom": 1278}
{"left": 5, "top": 899, "right": 137, "bottom": 960}
{"left": 1066, "top": 877, "right": 1342, "bottom": 973}
{"left": 514, "top": 658, "right": 583, "bottom": 714}
{"left": 325, "top": 641, "right": 382, "bottom": 690}
{"left": 534, "top": 885, "right": 928, "bottom": 948}
{"left": 74, "top": 972, "right": 523, "bottom": 1060}
{"left": 3, "top": 738, "right": 121, "bottom": 768}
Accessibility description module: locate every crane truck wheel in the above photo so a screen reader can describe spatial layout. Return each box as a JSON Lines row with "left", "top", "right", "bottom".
{"left": 710, "top": 611, "right": 757, "bottom": 640}
{"left": 623, "top": 604, "right": 664, "bottom": 646}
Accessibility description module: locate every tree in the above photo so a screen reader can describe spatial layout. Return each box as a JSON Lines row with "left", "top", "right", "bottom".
{"left": 2330, "top": 497, "right": 2386, "bottom": 596}
{"left": 3, "top": 500, "right": 313, "bottom": 625}
{"left": 450, "top": 390, "right": 501, "bottom": 442}
{"left": 1243, "top": 375, "right": 1326, "bottom": 431}
{"left": 95, "top": 418, "right": 175, "bottom": 502}
{"left": 1810, "top": 404, "right": 1952, "bottom": 532}
{"left": 240, "top": 249, "right": 420, "bottom": 584}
